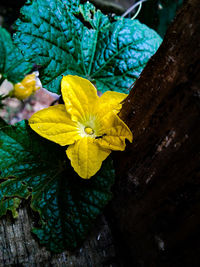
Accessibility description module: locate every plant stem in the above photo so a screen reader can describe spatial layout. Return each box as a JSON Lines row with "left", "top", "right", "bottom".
{"left": 0, "top": 76, "right": 5, "bottom": 87}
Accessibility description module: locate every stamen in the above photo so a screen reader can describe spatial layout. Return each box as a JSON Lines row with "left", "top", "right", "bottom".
{"left": 84, "top": 127, "right": 94, "bottom": 135}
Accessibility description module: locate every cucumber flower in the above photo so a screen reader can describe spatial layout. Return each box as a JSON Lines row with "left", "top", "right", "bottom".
{"left": 29, "top": 75, "right": 132, "bottom": 179}
{"left": 13, "top": 72, "right": 40, "bottom": 100}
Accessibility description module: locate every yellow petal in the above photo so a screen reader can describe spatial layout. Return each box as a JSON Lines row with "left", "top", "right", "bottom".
{"left": 98, "top": 91, "right": 128, "bottom": 115}
{"left": 29, "top": 104, "right": 80, "bottom": 146}
{"left": 66, "top": 137, "right": 111, "bottom": 179}
{"left": 61, "top": 75, "right": 98, "bottom": 121}
{"left": 97, "top": 112, "right": 133, "bottom": 151}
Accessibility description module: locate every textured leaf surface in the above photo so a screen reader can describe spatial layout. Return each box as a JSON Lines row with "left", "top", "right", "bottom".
{"left": 14, "top": 0, "right": 162, "bottom": 94}
{"left": 0, "top": 27, "right": 32, "bottom": 84}
{"left": 0, "top": 120, "right": 115, "bottom": 252}
{"left": 63, "top": 0, "right": 80, "bottom": 12}
{"left": 0, "top": 197, "right": 22, "bottom": 218}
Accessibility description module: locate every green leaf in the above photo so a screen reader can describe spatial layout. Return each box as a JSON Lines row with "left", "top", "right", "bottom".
{"left": 31, "top": 158, "right": 114, "bottom": 252}
{"left": 0, "top": 27, "right": 32, "bottom": 84}
{"left": 63, "top": 0, "right": 80, "bottom": 13}
{"left": 0, "top": 197, "right": 22, "bottom": 218}
{"left": 0, "top": 177, "right": 29, "bottom": 218}
{"left": 14, "top": 0, "right": 162, "bottom": 94}
{"left": 0, "top": 120, "right": 115, "bottom": 252}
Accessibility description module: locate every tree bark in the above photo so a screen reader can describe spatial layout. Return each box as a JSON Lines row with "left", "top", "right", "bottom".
{"left": 109, "top": 0, "right": 200, "bottom": 266}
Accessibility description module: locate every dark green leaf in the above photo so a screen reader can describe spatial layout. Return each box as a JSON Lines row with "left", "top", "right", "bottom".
{"left": 31, "top": 158, "right": 114, "bottom": 252}
{"left": 0, "top": 197, "right": 22, "bottom": 218}
{"left": 14, "top": 0, "right": 162, "bottom": 94}
{"left": 0, "top": 27, "right": 32, "bottom": 84}
{"left": 0, "top": 120, "right": 115, "bottom": 252}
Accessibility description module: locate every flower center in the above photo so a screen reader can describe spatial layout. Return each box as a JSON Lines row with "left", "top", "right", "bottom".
{"left": 84, "top": 127, "right": 94, "bottom": 135}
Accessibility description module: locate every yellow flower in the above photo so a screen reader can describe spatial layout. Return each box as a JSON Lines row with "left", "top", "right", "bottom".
{"left": 29, "top": 75, "right": 132, "bottom": 179}
{"left": 13, "top": 73, "right": 40, "bottom": 100}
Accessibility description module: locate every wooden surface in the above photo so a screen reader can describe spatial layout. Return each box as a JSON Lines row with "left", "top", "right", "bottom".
{"left": 0, "top": 206, "right": 116, "bottom": 266}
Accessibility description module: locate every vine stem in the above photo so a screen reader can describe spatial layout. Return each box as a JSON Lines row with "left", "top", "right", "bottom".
{"left": 121, "top": 0, "right": 147, "bottom": 18}
{"left": 0, "top": 76, "right": 5, "bottom": 87}
{"left": 131, "top": 2, "right": 142, "bottom": 20}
